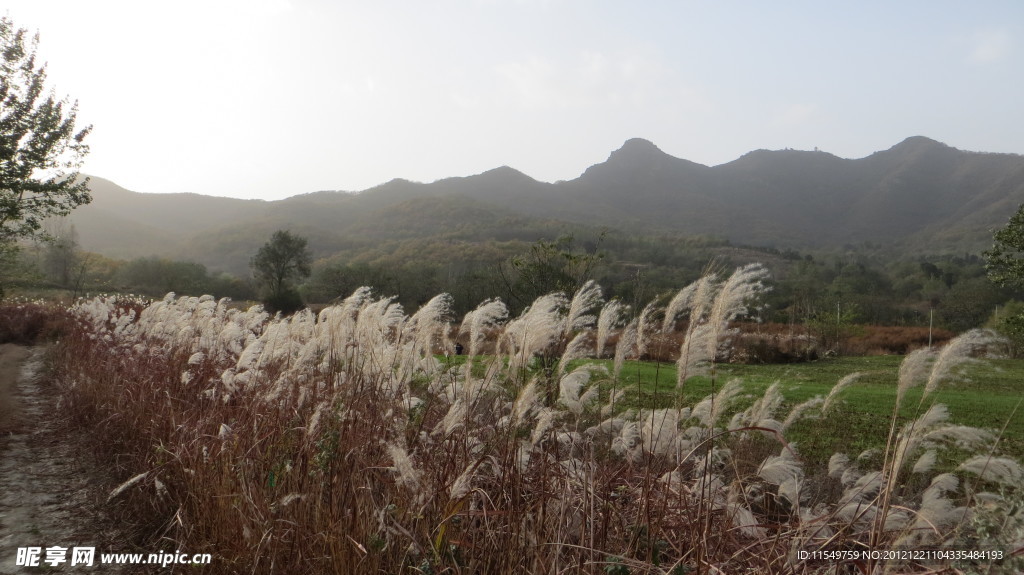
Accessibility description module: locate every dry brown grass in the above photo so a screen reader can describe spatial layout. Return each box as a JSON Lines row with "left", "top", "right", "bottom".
{"left": 30, "top": 272, "right": 1022, "bottom": 574}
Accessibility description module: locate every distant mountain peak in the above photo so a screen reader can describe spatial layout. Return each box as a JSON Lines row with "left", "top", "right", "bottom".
{"left": 578, "top": 137, "right": 706, "bottom": 183}
{"left": 889, "top": 136, "right": 953, "bottom": 153}
{"left": 609, "top": 138, "right": 666, "bottom": 160}
{"left": 479, "top": 165, "right": 535, "bottom": 181}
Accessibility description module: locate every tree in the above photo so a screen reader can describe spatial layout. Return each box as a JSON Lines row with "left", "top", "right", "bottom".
{"left": 251, "top": 230, "right": 312, "bottom": 313}
{"left": 0, "top": 17, "right": 91, "bottom": 243}
{"left": 985, "top": 204, "right": 1024, "bottom": 288}
{"left": 41, "top": 219, "right": 79, "bottom": 287}
{"left": 499, "top": 233, "right": 605, "bottom": 313}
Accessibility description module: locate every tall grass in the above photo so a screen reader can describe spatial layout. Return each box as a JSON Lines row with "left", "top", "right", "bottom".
{"left": 49, "top": 267, "right": 1024, "bottom": 574}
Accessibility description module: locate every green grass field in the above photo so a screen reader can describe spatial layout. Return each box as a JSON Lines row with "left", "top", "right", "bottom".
{"left": 606, "top": 355, "right": 1024, "bottom": 467}
{"left": 439, "top": 351, "right": 1024, "bottom": 471}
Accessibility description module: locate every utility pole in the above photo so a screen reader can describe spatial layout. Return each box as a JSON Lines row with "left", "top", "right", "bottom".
{"left": 928, "top": 308, "right": 934, "bottom": 349}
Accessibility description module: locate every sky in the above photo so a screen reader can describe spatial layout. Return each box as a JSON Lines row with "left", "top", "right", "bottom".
{"left": 3, "top": 0, "right": 1023, "bottom": 200}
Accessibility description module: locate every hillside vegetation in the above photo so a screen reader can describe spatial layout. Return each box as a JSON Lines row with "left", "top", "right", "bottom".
{"left": 67, "top": 137, "right": 1024, "bottom": 276}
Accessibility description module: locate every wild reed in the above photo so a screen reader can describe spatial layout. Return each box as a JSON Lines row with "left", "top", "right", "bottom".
{"left": 42, "top": 266, "right": 1024, "bottom": 574}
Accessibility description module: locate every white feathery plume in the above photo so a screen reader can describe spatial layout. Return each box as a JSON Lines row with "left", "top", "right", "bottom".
{"left": 611, "top": 420, "right": 642, "bottom": 460}
{"left": 782, "top": 397, "right": 824, "bottom": 430}
{"left": 896, "top": 347, "right": 933, "bottom": 407}
{"left": 460, "top": 298, "right": 508, "bottom": 357}
{"left": 388, "top": 445, "right": 421, "bottom": 489}
{"left": 557, "top": 331, "right": 591, "bottom": 377}
{"left": 449, "top": 463, "right": 476, "bottom": 501}
{"left": 642, "top": 408, "right": 681, "bottom": 456}
{"left": 662, "top": 282, "right": 698, "bottom": 333}
{"left": 676, "top": 321, "right": 717, "bottom": 386}
{"left": 530, "top": 407, "right": 560, "bottom": 446}
{"left": 840, "top": 470, "right": 883, "bottom": 505}
{"left": 408, "top": 293, "right": 453, "bottom": 357}
{"left": 727, "top": 502, "right": 766, "bottom": 539}
{"left": 758, "top": 447, "right": 803, "bottom": 486}
{"left": 691, "top": 378, "right": 744, "bottom": 428}
{"left": 108, "top": 472, "right": 149, "bottom": 503}
{"left": 922, "top": 329, "right": 1000, "bottom": 403}
{"left": 504, "top": 293, "right": 566, "bottom": 373}
{"left": 732, "top": 381, "right": 785, "bottom": 429}
{"left": 821, "top": 372, "right": 863, "bottom": 413}
{"left": 436, "top": 399, "right": 468, "bottom": 437}
{"left": 928, "top": 472, "right": 960, "bottom": 496}
{"left": 959, "top": 456, "right": 1024, "bottom": 487}
{"left": 587, "top": 417, "right": 625, "bottom": 437}
{"left": 596, "top": 300, "right": 626, "bottom": 358}
{"left": 635, "top": 300, "right": 661, "bottom": 359}
{"left": 613, "top": 320, "right": 638, "bottom": 380}
{"left": 340, "top": 286, "right": 375, "bottom": 316}
{"left": 564, "top": 280, "right": 603, "bottom": 336}
{"left": 558, "top": 364, "right": 604, "bottom": 415}
{"left": 899, "top": 473, "right": 961, "bottom": 544}
{"left": 682, "top": 264, "right": 769, "bottom": 375}
{"left": 912, "top": 450, "right": 937, "bottom": 474}
{"left": 511, "top": 378, "right": 541, "bottom": 425}
{"left": 828, "top": 453, "right": 850, "bottom": 479}
{"left": 707, "top": 264, "right": 769, "bottom": 329}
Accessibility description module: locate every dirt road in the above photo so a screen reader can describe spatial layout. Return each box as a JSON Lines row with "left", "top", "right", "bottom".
{"left": 0, "top": 345, "right": 125, "bottom": 574}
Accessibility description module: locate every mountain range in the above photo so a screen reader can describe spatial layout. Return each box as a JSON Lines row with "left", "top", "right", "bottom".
{"left": 68, "top": 136, "right": 1024, "bottom": 275}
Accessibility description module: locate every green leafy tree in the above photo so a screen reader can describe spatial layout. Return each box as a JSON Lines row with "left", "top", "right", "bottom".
{"left": 985, "top": 204, "right": 1024, "bottom": 288}
{"left": 499, "top": 233, "right": 605, "bottom": 313}
{"left": 0, "top": 17, "right": 91, "bottom": 243}
{"left": 251, "top": 230, "right": 312, "bottom": 313}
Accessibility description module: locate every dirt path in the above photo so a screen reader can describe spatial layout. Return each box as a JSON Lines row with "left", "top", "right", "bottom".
{"left": 0, "top": 345, "right": 125, "bottom": 574}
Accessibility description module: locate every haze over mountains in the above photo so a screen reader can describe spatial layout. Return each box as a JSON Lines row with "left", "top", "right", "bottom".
{"left": 70, "top": 137, "right": 1024, "bottom": 275}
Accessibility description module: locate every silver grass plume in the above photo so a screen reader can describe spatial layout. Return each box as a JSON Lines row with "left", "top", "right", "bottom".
{"left": 108, "top": 472, "right": 149, "bottom": 503}
{"left": 510, "top": 378, "right": 541, "bottom": 425}
{"left": 504, "top": 293, "right": 567, "bottom": 374}
{"left": 563, "top": 279, "right": 603, "bottom": 337}
{"left": 634, "top": 300, "right": 661, "bottom": 359}
{"left": 895, "top": 473, "right": 962, "bottom": 547}
{"left": 530, "top": 407, "right": 560, "bottom": 446}
{"left": 912, "top": 450, "right": 937, "bottom": 474}
{"left": 596, "top": 299, "right": 626, "bottom": 358}
{"left": 460, "top": 298, "right": 508, "bottom": 357}
{"left": 557, "top": 331, "right": 591, "bottom": 377}
{"left": 642, "top": 408, "right": 682, "bottom": 456}
{"left": 922, "top": 329, "right": 1000, "bottom": 404}
{"left": 558, "top": 365, "right": 605, "bottom": 416}
{"left": 821, "top": 372, "right": 863, "bottom": 413}
{"left": 676, "top": 321, "right": 716, "bottom": 387}
{"left": 828, "top": 453, "right": 851, "bottom": 479}
{"left": 731, "top": 381, "right": 785, "bottom": 430}
{"left": 709, "top": 264, "right": 769, "bottom": 325}
{"left": 896, "top": 347, "right": 933, "bottom": 407}
{"left": 959, "top": 456, "right": 1024, "bottom": 487}
{"left": 388, "top": 445, "right": 421, "bottom": 489}
{"left": 662, "top": 282, "right": 699, "bottom": 333}
{"left": 782, "top": 397, "right": 824, "bottom": 431}
{"left": 701, "top": 264, "right": 769, "bottom": 361}
{"left": 407, "top": 293, "right": 453, "bottom": 358}
{"left": 692, "top": 378, "right": 744, "bottom": 428}
{"left": 758, "top": 447, "right": 803, "bottom": 486}
{"left": 613, "top": 320, "right": 638, "bottom": 380}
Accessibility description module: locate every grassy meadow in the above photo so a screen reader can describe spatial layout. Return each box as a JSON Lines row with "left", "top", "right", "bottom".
{"left": 4, "top": 264, "right": 1024, "bottom": 574}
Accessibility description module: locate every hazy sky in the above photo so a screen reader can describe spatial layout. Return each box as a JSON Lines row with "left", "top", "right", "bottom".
{"left": 4, "top": 1, "right": 1022, "bottom": 200}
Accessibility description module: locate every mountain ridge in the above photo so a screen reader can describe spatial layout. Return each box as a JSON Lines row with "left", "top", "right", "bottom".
{"left": 67, "top": 136, "right": 1024, "bottom": 274}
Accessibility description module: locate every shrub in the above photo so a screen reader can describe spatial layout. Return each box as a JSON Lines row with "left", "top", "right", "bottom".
{"left": 0, "top": 300, "right": 70, "bottom": 344}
